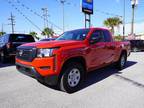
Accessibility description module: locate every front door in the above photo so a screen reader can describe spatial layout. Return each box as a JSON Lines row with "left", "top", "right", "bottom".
{"left": 87, "top": 30, "right": 108, "bottom": 69}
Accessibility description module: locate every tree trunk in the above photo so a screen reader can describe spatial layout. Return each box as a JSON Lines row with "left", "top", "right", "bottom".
{"left": 111, "top": 26, "right": 114, "bottom": 36}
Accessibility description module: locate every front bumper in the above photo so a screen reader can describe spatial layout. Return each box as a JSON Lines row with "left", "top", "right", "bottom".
{"left": 16, "top": 62, "right": 58, "bottom": 86}
{"left": 16, "top": 62, "right": 42, "bottom": 78}
{"left": 16, "top": 56, "right": 58, "bottom": 76}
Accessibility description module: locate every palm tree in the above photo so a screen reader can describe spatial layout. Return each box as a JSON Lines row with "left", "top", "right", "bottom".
{"left": 104, "top": 17, "right": 122, "bottom": 35}
{"left": 0, "top": 32, "right": 6, "bottom": 36}
{"left": 29, "top": 31, "right": 40, "bottom": 40}
{"left": 41, "top": 27, "right": 54, "bottom": 38}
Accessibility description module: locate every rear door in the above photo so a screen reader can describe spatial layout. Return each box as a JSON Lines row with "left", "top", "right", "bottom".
{"left": 102, "top": 30, "right": 116, "bottom": 63}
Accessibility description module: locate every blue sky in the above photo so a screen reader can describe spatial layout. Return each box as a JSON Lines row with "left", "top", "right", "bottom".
{"left": 0, "top": 0, "right": 143, "bottom": 35}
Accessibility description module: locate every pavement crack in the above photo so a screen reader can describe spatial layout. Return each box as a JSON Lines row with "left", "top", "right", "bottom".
{"left": 115, "top": 74, "right": 144, "bottom": 89}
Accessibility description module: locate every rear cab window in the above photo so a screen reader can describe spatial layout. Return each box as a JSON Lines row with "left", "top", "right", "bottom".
{"left": 103, "top": 30, "right": 112, "bottom": 42}
{"left": 90, "top": 29, "right": 112, "bottom": 43}
{"left": 90, "top": 30, "right": 105, "bottom": 42}
{"left": 9, "top": 34, "right": 35, "bottom": 42}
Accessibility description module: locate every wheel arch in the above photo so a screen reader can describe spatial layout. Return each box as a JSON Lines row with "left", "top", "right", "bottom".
{"left": 58, "top": 56, "right": 87, "bottom": 82}
{"left": 121, "top": 50, "right": 127, "bottom": 57}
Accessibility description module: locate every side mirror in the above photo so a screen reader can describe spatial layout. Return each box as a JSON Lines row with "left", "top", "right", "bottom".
{"left": 90, "top": 36, "right": 101, "bottom": 44}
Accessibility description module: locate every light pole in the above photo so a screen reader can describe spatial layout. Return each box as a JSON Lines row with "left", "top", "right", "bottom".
{"left": 60, "top": 0, "right": 66, "bottom": 32}
{"left": 123, "top": 0, "right": 125, "bottom": 40}
{"left": 131, "top": 0, "right": 138, "bottom": 35}
{"left": 1, "top": 23, "right": 4, "bottom": 33}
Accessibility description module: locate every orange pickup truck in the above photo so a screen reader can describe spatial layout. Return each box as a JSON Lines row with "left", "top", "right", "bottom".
{"left": 16, "top": 28, "right": 130, "bottom": 93}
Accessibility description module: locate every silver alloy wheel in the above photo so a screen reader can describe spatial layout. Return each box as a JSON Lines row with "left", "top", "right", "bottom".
{"left": 1, "top": 52, "right": 4, "bottom": 57}
{"left": 120, "top": 55, "right": 125, "bottom": 67}
{"left": 68, "top": 68, "right": 81, "bottom": 87}
{"left": 0, "top": 52, "right": 4, "bottom": 60}
{"left": 133, "top": 48, "right": 137, "bottom": 52}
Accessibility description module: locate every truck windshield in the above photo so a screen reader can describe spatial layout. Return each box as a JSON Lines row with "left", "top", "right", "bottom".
{"left": 56, "top": 29, "right": 89, "bottom": 41}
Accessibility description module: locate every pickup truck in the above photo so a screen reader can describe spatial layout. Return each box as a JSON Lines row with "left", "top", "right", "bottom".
{"left": 0, "top": 34, "right": 35, "bottom": 63}
{"left": 16, "top": 28, "right": 131, "bottom": 93}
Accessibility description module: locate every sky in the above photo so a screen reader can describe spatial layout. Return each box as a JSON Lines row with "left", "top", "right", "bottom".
{"left": 0, "top": 0, "right": 144, "bottom": 36}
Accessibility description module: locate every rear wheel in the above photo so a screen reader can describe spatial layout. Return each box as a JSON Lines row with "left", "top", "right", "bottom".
{"left": 116, "top": 52, "right": 127, "bottom": 70}
{"left": 60, "top": 62, "right": 85, "bottom": 93}
{"left": 0, "top": 51, "right": 7, "bottom": 63}
{"left": 133, "top": 47, "right": 138, "bottom": 52}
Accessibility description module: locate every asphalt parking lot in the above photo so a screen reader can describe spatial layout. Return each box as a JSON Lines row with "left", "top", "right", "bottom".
{"left": 0, "top": 52, "right": 144, "bottom": 108}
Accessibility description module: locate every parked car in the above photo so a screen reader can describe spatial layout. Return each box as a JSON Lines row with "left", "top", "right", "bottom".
{"left": 16, "top": 28, "right": 130, "bottom": 93}
{"left": 39, "top": 38, "right": 56, "bottom": 41}
{"left": 0, "top": 34, "right": 35, "bottom": 63}
{"left": 129, "top": 40, "right": 144, "bottom": 52}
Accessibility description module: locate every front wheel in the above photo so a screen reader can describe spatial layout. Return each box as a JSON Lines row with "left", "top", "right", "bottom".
{"left": 60, "top": 62, "right": 85, "bottom": 93}
{"left": 116, "top": 53, "right": 127, "bottom": 70}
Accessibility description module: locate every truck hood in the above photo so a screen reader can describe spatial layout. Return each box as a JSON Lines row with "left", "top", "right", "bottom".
{"left": 21, "top": 40, "right": 85, "bottom": 48}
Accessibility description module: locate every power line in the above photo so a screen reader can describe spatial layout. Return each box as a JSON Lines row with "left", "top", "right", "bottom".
{"left": 55, "top": 0, "right": 122, "bottom": 17}
{"left": 125, "top": 20, "right": 144, "bottom": 24}
{"left": 95, "top": 9, "right": 122, "bottom": 18}
{"left": 55, "top": 0, "right": 77, "bottom": 7}
{"left": 7, "top": 0, "right": 43, "bottom": 33}
{"left": 15, "top": 0, "right": 123, "bottom": 31}
{"left": 15, "top": 0, "right": 63, "bottom": 31}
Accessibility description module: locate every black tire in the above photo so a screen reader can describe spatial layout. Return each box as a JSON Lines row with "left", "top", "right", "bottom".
{"left": 0, "top": 51, "right": 7, "bottom": 63}
{"left": 60, "top": 62, "right": 85, "bottom": 93}
{"left": 37, "top": 78, "right": 47, "bottom": 85}
{"left": 116, "top": 52, "right": 127, "bottom": 70}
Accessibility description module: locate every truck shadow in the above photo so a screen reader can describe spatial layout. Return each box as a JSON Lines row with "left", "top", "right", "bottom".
{"left": 0, "top": 63, "right": 14, "bottom": 68}
{"left": 39, "top": 61, "right": 137, "bottom": 93}
{"left": 0, "top": 58, "right": 15, "bottom": 68}
{"left": 81, "top": 61, "right": 137, "bottom": 90}
{"left": 0, "top": 60, "right": 15, "bottom": 68}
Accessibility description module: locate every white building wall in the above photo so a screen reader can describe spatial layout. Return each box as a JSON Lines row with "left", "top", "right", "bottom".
{"left": 114, "top": 22, "right": 144, "bottom": 36}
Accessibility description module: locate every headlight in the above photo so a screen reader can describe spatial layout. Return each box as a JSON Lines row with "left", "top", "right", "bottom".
{"left": 37, "top": 49, "right": 53, "bottom": 57}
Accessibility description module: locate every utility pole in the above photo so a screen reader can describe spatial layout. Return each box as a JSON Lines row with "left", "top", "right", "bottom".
{"left": 60, "top": 0, "right": 66, "bottom": 32}
{"left": 8, "top": 13, "right": 15, "bottom": 34}
{"left": 42, "top": 8, "right": 49, "bottom": 29}
{"left": 42, "top": 8, "right": 50, "bottom": 38}
{"left": 131, "top": 0, "right": 138, "bottom": 35}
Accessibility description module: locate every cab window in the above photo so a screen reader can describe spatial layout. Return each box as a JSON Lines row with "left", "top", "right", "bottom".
{"left": 90, "top": 30, "right": 104, "bottom": 44}
{"left": 103, "top": 30, "right": 112, "bottom": 42}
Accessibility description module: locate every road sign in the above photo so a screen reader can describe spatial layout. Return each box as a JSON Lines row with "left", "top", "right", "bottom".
{"left": 82, "top": 0, "right": 93, "bottom": 14}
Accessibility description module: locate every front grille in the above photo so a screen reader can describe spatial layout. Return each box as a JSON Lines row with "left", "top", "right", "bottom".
{"left": 16, "top": 46, "right": 36, "bottom": 62}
